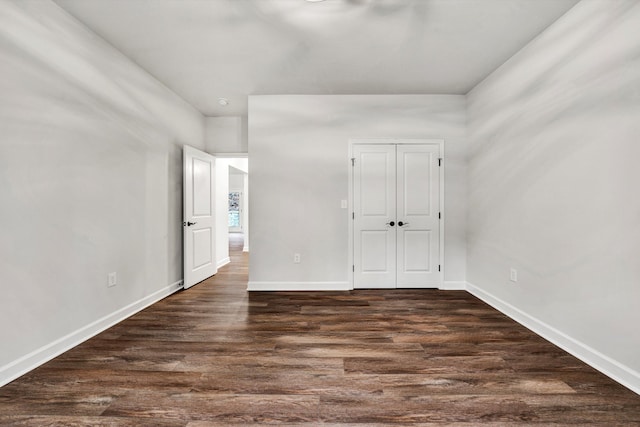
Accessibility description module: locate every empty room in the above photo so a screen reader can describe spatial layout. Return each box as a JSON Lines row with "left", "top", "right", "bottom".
{"left": 1, "top": 0, "right": 639, "bottom": 424}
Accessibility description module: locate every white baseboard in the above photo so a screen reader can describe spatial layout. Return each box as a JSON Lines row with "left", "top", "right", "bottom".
{"left": 440, "top": 281, "right": 467, "bottom": 290}
{"left": 242, "top": 246, "right": 249, "bottom": 252}
{"left": 466, "top": 282, "right": 640, "bottom": 395}
{"left": 247, "top": 281, "right": 351, "bottom": 291}
{"left": 217, "top": 257, "right": 231, "bottom": 269}
{"left": 0, "top": 280, "right": 183, "bottom": 388}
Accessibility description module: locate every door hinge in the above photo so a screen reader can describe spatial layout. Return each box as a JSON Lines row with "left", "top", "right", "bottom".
{"left": 438, "top": 158, "right": 442, "bottom": 167}
{"left": 351, "top": 158, "right": 356, "bottom": 166}
{"left": 439, "top": 212, "right": 441, "bottom": 219}
{"left": 438, "top": 265, "right": 441, "bottom": 272}
{"left": 352, "top": 265, "right": 355, "bottom": 272}
{"left": 352, "top": 212, "right": 355, "bottom": 220}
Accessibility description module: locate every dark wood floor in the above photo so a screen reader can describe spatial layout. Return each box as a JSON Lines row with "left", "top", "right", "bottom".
{"left": 2, "top": 234, "right": 639, "bottom": 425}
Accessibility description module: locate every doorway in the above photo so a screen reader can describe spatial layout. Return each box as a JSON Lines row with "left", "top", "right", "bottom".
{"left": 228, "top": 164, "right": 247, "bottom": 258}
{"left": 350, "top": 140, "right": 443, "bottom": 289}
{"left": 214, "top": 157, "right": 248, "bottom": 270}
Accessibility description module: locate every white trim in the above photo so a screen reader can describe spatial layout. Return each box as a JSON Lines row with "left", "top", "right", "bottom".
{"left": 242, "top": 246, "right": 249, "bottom": 252}
{"left": 347, "top": 141, "right": 354, "bottom": 290}
{"left": 438, "top": 141, "right": 445, "bottom": 285}
{"left": 440, "top": 281, "right": 467, "bottom": 290}
{"left": 348, "top": 138, "right": 445, "bottom": 290}
{"left": 217, "top": 257, "right": 231, "bottom": 269}
{"left": 466, "top": 282, "right": 640, "bottom": 395}
{"left": 0, "top": 280, "right": 183, "bottom": 388}
{"left": 247, "top": 281, "right": 350, "bottom": 291}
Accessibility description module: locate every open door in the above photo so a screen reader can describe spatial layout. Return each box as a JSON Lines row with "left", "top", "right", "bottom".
{"left": 183, "top": 145, "right": 217, "bottom": 289}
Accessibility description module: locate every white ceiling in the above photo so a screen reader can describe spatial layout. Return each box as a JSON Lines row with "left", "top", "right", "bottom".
{"left": 54, "top": 0, "right": 579, "bottom": 117}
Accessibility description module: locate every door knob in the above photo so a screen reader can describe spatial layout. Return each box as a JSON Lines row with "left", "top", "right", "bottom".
{"left": 183, "top": 221, "right": 197, "bottom": 226}
{"left": 386, "top": 221, "right": 395, "bottom": 226}
{"left": 398, "top": 221, "right": 409, "bottom": 227}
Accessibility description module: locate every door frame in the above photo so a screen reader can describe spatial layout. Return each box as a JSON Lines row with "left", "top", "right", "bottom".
{"left": 348, "top": 138, "right": 445, "bottom": 290}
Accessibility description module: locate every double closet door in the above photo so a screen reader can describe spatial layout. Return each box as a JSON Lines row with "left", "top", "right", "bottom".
{"left": 353, "top": 143, "right": 441, "bottom": 289}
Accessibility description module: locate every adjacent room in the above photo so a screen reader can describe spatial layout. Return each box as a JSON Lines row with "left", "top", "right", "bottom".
{"left": 1, "top": 0, "right": 639, "bottom": 424}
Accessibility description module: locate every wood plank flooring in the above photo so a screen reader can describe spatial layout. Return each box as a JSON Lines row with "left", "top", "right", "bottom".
{"left": 1, "top": 234, "right": 639, "bottom": 425}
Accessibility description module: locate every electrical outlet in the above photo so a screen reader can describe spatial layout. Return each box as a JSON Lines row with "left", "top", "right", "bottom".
{"left": 293, "top": 253, "right": 301, "bottom": 264}
{"left": 341, "top": 199, "right": 348, "bottom": 209}
{"left": 510, "top": 268, "right": 518, "bottom": 283}
{"left": 108, "top": 272, "right": 117, "bottom": 287}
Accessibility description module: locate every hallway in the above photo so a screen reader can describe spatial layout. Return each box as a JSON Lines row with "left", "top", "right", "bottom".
{"left": 1, "top": 242, "right": 639, "bottom": 424}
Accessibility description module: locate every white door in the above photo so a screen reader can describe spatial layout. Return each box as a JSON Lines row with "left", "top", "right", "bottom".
{"left": 353, "top": 143, "right": 441, "bottom": 289}
{"left": 183, "top": 145, "right": 217, "bottom": 289}
{"left": 396, "top": 144, "right": 441, "bottom": 287}
{"left": 353, "top": 144, "right": 397, "bottom": 288}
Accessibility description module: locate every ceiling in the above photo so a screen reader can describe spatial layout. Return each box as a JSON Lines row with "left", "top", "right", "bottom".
{"left": 54, "top": 0, "right": 579, "bottom": 117}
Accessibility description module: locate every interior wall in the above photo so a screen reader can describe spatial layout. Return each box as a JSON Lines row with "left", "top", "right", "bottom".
{"left": 215, "top": 159, "right": 230, "bottom": 268}
{"left": 205, "top": 116, "right": 246, "bottom": 153}
{"left": 466, "top": 0, "right": 640, "bottom": 389}
{"left": 0, "top": 0, "right": 204, "bottom": 384}
{"left": 248, "top": 95, "right": 467, "bottom": 288}
{"left": 229, "top": 173, "right": 244, "bottom": 193}
{"left": 243, "top": 174, "right": 249, "bottom": 252}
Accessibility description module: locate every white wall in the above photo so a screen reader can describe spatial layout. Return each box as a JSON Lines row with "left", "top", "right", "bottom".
{"left": 205, "top": 116, "right": 246, "bottom": 153}
{"left": 243, "top": 173, "right": 249, "bottom": 252}
{"left": 214, "top": 159, "right": 230, "bottom": 268}
{"left": 467, "top": 0, "right": 640, "bottom": 392}
{"left": 248, "top": 95, "right": 467, "bottom": 289}
{"left": 229, "top": 173, "right": 244, "bottom": 193}
{"left": 0, "top": 0, "right": 204, "bottom": 386}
